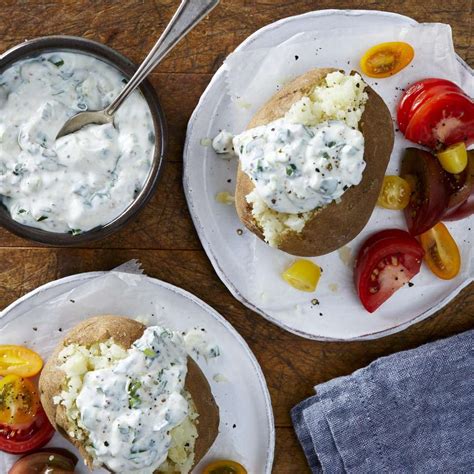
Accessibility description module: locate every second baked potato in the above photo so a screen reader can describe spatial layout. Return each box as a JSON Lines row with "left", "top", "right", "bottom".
{"left": 39, "top": 315, "right": 219, "bottom": 474}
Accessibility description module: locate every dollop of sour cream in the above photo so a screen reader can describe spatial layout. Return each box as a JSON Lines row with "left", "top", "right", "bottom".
{"left": 75, "top": 327, "right": 188, "bottom": 473}
{"left": 234, "top": 119, "right": 365, "bottom": 213}
{"left": 0, "top": 52, "right": 155, "bottom": 233}
{"left": 212, "top": 130, "right": 236, "bottom": 156}
{"left": 213, "top": 72, "right": 368, "bottom": 219}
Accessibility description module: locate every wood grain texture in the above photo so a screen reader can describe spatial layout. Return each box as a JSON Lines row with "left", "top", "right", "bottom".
{"left": 0, "top": 1, "right": 472, "bottom": 473}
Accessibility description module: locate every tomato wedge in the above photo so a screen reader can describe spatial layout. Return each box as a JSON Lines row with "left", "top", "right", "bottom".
{"left": 354, "top": 229, "right": 424, "bottom": 313}
{"left": 0, "top": 346, "right": 43, "bottom": 378}
{"left": 401, "top": 148, "right": 449, "bottom": 235}
{"left": 360, "top": 42, "right": 414, "bottom": 78}
{"left": 419, "top": 222, "right": 461, "bottom": 280}
{"left": 377, "top": 176, "right": 411, "bottom": 210}
{"left": 8, "top": 449, "right": 77, "bottom": 473}
{"left": 203, "top": 460, "right": 248, "bottom": 474}
{"left": 404, "top": 91, "right": 474, "bottom": 150}
{"left": 0, "top": 375, "right": 40, "bottom": 428}
{"left": 0, "top": 407, "right": 55, "bottom": 455}
{"left": 443, "top": 150, "right": 474, "bottom": 221}
{"left": 397, "top": 79, "right": 464, "bottom": 134}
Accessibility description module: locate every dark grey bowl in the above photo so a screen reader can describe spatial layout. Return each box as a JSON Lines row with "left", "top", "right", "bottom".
{"left": 0, "top": 36, "right": 167, "bottom": 245}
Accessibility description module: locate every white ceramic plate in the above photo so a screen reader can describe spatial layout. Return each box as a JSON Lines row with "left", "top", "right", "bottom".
{"left": 184, "top": 9, "right": 473, "bottom": 341}
{"left": 0, "top": 271, "right": 274, "bottom": 473}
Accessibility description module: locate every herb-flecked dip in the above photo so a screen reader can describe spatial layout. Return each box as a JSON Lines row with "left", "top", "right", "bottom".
{"left": 58, "top": 327, "right": 190, "bottom": 473}
{"left": 0, "top": 52, "right": 155, "bottom": 234}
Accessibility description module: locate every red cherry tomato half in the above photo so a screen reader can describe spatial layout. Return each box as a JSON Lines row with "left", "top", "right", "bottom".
{"left": 401, "top": 148, "right": 449, "bottom": 235}
{"left": 443, "top": 150, "right": 474, "bottom": 221}
{"left": 0, "top": 408, "right": 55, "bottom": 455}
{"left": 404, "top": 91, "right": 474, "bottom": 150}
{"left": 397, "top": 78, "right": 464, "bottom": 134}
{"left": 354, "top": 229, "right": 424, "bottom": 313}
{"left": 8, "top": 449, "right": 77, "bottom": 474}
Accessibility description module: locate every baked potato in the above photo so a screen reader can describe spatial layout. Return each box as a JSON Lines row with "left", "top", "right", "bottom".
{"left": 39, "top": 315, "right": 219, "bottom": 473}
{"left": 235, "top": 68, "right": 394, "bottom": 256}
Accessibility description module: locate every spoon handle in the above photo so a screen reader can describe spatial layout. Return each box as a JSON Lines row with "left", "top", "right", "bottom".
{"left": 106, "top": 0, "right": 220, "bottom": 116}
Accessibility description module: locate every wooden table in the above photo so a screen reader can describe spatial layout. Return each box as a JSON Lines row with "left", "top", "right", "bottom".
{"left": 0, "top": 1, "right": 472, "bottom": 472}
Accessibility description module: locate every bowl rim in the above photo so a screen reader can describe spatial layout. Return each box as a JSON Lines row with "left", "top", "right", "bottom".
{"left": 0, "top": 35, "right": 167, "bottom": 246}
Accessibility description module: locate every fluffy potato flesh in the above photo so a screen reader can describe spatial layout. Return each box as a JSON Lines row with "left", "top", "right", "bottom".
{"left": 235, "top": 68, "right": 394, "bottom": 256}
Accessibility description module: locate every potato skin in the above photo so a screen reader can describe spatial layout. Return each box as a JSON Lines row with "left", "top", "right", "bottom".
{"left": 39, "top": 315, "right": 219, "bottom": 473}
{"left": 235, "top": 68, "right": 394, "bottom": 256}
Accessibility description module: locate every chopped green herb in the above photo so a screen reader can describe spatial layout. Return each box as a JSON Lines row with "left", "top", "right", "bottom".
{"left": 327, "top": 141, "right": 336, "bottom": 147}
{"left": 128, "top": 380, "right": 142, "bottom": 409}
{"left": 18, "top": 209, "right": 27, "bottom": 214}
{"left": 68, "top": 229, "right": 82, "bottom": 236}
{"left": 286, "top": 164, "right": 297, "bottom": 176}
{"left": 53, "top": 59, "right": 64, "bottom": 67}
{"left": 160, "top": 328, "right": 172, "bottom": 339}
{"left": 121, "top": 78, "right": 128, "bottom": 84}
{"left": 36, "top": 215, "right": 48, "bottom": 222}
{"left": 143, "top": 348, "right": 157, "bottom": 358}
{"left": 322, "top": 152, "right": 330, "bottom": 159}
{"left": 240, "top": 145, "right": 244, "bottom": 154}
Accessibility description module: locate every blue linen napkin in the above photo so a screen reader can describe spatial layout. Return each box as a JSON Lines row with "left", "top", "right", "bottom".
{"left": 291, "top": 330, "right": 474, "bottom": 473}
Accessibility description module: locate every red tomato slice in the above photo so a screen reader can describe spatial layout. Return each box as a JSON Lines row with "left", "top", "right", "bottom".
{"left": 401, "top": 148, "right": 449, "bottom": 236}
{"left": 0, "top": 408, "right": 54, "bottom": 455}
{"left": 404, "top": 91, "right": 474, "bottom": 149}
{"left": 354, "top": 229, "right": 424, "bottom": 313}
{"left": 397, "top": 78, "right": 464, "bottom": 134}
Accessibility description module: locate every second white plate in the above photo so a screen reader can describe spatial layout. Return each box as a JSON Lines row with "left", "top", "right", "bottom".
{"left": 0, "top": 270, "right": 274, "bottom": 473}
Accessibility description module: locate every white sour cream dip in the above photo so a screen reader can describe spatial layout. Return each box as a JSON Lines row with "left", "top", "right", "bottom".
{"left": 233, "top": 119, "right": 365, "bottom": 214}
{"left": 0, "top": 52, "right": 155, "bottom": 233}
{"left": 76, "top": 327, "right": 189, "bottom": 473}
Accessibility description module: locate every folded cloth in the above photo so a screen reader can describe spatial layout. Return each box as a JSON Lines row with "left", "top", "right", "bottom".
{"left": 291, "top": 330, "right": 474, "bottom": 473}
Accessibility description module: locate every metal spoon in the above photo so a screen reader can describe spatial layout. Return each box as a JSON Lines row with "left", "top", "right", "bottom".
{"left": 56, "top": 0, "right": 219, "bottom": 139}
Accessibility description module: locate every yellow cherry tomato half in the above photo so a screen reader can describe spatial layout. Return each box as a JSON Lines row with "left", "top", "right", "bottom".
{"left": 377, "top": 175, "right": 411, "bottom": 210}
{"left": 0, "top": 345, "right": 43, "bottom": 377}
{"left": 419, "top": 222, "right": 461, "bottom": 280}
{"left": 203, "top": 460, "right": 247, "bottom": 474}
{"left": 436, "top": 142, "right": 468, "bottom": 174}
{"left": 0, "top": 374, "right": 40, "bottom": 427}
{"left": 360, "top": 42, "right": 414, "bottom": 78}
{"left": 282, "top": 259, "right": 321, "bottom": 292}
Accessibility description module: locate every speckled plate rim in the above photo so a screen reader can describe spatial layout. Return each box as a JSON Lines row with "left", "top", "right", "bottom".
{"left": 0, "top": 271, "right": 275, "bottom": 473}
{"left": 183, "top": 9, "right": 474, "bottom": 342}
